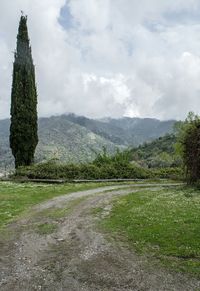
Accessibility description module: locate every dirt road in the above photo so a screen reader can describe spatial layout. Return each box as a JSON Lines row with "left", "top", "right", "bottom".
{"left": 0, "top": 184, "right": 199, "bottom": 291}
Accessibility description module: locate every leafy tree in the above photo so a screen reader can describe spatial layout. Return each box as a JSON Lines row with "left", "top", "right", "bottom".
{"left": 130, "top": 134, "right": 181, "bottom": 168}
{"left": 175, "top": 112, "right": 200, "bottom": 183}
{"left": 10, "top": 15, "right": 38, "bottom": 168}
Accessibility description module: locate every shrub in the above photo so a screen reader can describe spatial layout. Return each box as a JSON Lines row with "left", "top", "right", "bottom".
{"left": 14, "top": 160, "right": 152, "bottom": 180}
{"left": 152, "top": 167, "right": 183, "bottom": 180}
{"left": 14, "top": 149, "right": 182, "bottom": 181}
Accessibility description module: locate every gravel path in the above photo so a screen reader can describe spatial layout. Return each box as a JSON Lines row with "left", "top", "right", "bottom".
{"left": 0, "top": 183, "right": 199, "bottom": 291}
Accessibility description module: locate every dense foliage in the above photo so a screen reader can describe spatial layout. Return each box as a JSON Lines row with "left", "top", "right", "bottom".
{"left": 10, "top": 15, "right": 38, "bottom": 168}
{"left": 130, "top": 134, "right": 181, "bottom": 168}
{"left": 15, "top": 160, "right": 151, "bottom": 180}
{"left": 176, "top": 113, "right": 200, "bottom": 184}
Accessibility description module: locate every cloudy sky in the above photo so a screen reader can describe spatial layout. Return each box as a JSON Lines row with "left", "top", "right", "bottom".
{"left": 1, "top": 0, "right": 200, "bottom": 120}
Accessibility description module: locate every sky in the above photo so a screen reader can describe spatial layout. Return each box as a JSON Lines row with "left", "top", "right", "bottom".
{"left": 1, "top": 1, "right": 200, "bottom": 120}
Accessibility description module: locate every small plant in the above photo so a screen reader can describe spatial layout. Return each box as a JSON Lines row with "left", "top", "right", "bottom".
{"left": 36, "top": 223, "right": 57, "bottom": 235}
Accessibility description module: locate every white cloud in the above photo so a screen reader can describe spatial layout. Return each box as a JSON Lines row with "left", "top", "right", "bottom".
{"left": 1, "top": 0, "right": 200, "bottom": 120}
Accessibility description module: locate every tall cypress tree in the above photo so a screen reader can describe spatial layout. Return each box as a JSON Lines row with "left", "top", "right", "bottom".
{"left": 10, "top": 15, "right": 38, "bottom": 168}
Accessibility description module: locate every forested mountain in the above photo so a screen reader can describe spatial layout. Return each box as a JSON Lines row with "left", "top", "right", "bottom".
{"left": 0, "top": 114, "right": 175, "bottom": 169}
{"left": 65, "top": 114, "right": 175, "bottom": 146}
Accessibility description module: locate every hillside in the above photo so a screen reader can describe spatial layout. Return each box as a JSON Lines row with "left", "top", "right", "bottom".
{"left": 66, "top": 114, "right": 175, "bottom": 146}
{"left": 36, "top": 116, "right": 122, "bottom": 163}
{"left": 130, "top": 134, "right": 181, "bottom": 168}
{"left": 0, "top": 114, "right": 175, "bottom": 169}
{"left": 0, "top": 116, "right": 120, "bottom": 169}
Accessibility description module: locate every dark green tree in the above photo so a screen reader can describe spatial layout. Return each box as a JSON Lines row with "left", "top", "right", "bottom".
{"left": 175, "top": 112, "right": 200, "bottom": 184}
{"left": 10, "top": 15, "right": 38, "bottom": 168}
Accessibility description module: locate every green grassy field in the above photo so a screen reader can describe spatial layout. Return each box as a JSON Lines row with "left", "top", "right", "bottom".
{"left": 0, "top": 181, "right": 114, "bottom": 229}
{"left": 102, "top": 187, "right": 200, "bottom": 277}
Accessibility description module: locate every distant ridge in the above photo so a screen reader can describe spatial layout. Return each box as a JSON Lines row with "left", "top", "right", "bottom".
{"left": 65, "top": 113, "right": 175, "bottom": 146}
{"left": 0, "top": 114, "right": 175, "bottom": 169}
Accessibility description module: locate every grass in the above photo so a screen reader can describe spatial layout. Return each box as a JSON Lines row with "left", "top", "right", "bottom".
{"left": 0, "top": 181, "right": 117, "bottom": 229}
{"left": 36, "top": 223, "right": 58, "bottom": 235}
{"left": 90, "top": 206, "right": 104, "bottom": 215}
{"left": 102, "top": 187, "right": 200, "bottom": 277}
{"left": 37, "top": 197, "right": 86, "bottom": 220}
{"left": 0, "top": 180, "right": 175, "bottom": 229}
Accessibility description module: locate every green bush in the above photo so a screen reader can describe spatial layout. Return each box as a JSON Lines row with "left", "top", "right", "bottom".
{"left": 14, "top": 159, "right": 152, "bottom": 180}
{"left": 152, "top": 167, "right": 183, "bottom": 179}
{"left": 14, "top": 149, "right": 182, "bottom": 181}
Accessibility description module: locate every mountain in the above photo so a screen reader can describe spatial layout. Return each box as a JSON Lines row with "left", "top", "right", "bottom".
{"left": 35, "top": 116, "right": 121, "bottom": 163}
{"left": 0, "top": 114, "right": 175, "bottom": 169}
{"left": 65, "top": 114, "right": 175, "bottom": 146}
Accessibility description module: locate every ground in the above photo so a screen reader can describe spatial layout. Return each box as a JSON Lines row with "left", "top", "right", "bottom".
{"left": 0, "top": 183, "right": 200, "bottom": 291}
